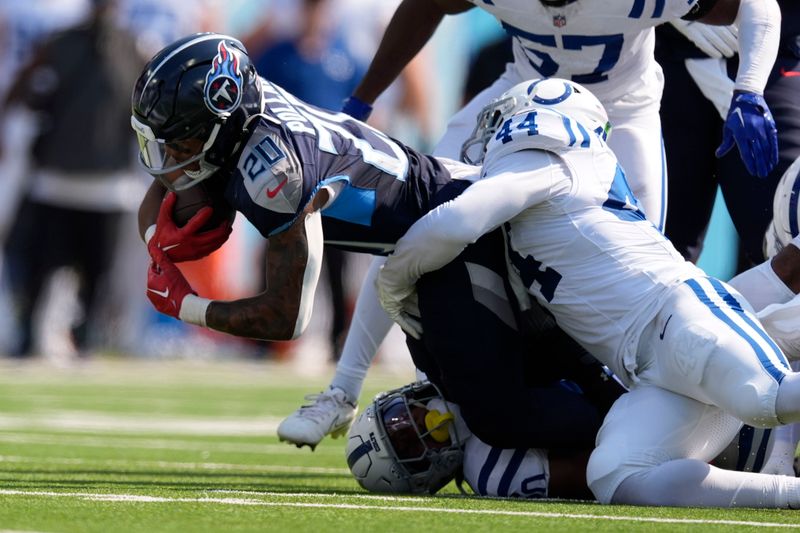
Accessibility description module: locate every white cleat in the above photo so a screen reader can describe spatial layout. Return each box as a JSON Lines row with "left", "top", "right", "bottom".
{"left": 277, "top": 387, "right": 357, "bottom": 450}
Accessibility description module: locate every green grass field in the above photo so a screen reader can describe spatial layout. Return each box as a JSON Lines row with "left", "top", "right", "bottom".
{"left": 0, "top": 357, "right": 797, "bottom": 532}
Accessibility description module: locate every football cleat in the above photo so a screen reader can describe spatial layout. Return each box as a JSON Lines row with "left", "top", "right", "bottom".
{"left": 277, "top": 387, "right": 357, "bottom": 450}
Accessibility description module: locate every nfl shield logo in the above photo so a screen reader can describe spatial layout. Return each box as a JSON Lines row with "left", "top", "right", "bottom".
{"left": 553, "top": 14, "right": 566, "bottom": 27}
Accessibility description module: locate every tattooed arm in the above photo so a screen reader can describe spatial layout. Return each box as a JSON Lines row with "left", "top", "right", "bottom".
{"left": 205, "top": 189, "right": 326, "bottom": 340}
{"left": 146, "top": 189, "right": 327, "bottom": 340}
{"left": 204, "top": 199, "right": 324, "bottom": 340}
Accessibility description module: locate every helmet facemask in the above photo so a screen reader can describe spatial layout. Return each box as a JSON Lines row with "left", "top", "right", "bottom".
{"left": 132, "top": 117, "right": 222, "bottom": 191}
{"left": 460, "top": 94, "right": 518, "bottom": 165}
{"left": 346, "top": 381, "right": 465, "bottom": 494}
{"left": 459, "top": 78, "right": 612, "bottom": 166}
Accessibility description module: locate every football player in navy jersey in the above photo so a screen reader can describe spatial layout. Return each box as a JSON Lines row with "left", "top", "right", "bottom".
{"left": 281, "top": 0, "right": 784, "bottom": 450}
{"left": 134, "top": 33, "right": 621, "bottom": 454}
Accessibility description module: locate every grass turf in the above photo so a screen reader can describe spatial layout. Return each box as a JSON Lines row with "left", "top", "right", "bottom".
{"left": 0, "top": 357, "right": 797, "bottom": 532}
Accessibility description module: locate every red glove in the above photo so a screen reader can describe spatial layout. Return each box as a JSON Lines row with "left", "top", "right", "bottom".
{"left": 146, "top": 244, "right": 196, "bottom": 319}
{"left": 149, "top": 192, "right": 233, "bottom": 262}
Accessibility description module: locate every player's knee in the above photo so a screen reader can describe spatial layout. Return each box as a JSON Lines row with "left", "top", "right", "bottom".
{"left": 586, "top": 443, "right": 625, "bottom": 504}
{"left": 704, "top": 354, "right": 782, "bottom": 427}
{"left": 725, "top": 382, "right": 781, "bottom": 427}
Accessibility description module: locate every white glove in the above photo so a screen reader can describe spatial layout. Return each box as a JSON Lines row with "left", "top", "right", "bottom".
{"left": 376, "top": 268, "right": 423, "bottom": 340}
{"left": 670, "top": 19, "right": 738, "bottom": 59}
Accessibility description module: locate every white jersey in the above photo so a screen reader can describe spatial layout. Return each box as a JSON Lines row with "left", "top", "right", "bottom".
{"left": 488, "top": 109, "right": 702, "bottom": 383}
{"left": 462, "top": 436, "right": 550, "bottom": 498}
{"left": 466, "top": 0, "right": 697, "bottom": 102}
{"left": 381, "top": 107, "right": 703, "bottom": 385}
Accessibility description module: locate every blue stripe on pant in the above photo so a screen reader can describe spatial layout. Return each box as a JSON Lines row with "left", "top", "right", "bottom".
{"left": 685, "top": 278, "right": 789, "bottom": 384}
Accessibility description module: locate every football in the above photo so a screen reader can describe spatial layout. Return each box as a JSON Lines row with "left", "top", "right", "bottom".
{"left": 171, "top": 181, "right": 235, "bottom": 230}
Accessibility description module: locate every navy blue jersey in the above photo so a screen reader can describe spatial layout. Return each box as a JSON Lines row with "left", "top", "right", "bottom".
{"left": 222, "top": 80, "right": 474, "bottom": 254}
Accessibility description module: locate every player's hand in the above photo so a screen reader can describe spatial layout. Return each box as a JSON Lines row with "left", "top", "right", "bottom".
{"left": 670, "top": 19, "right": 738, "bottom": 59}
{"left": 146, "top": 244, "right": 196, "bottom": 319}
{"left": 716, "top": 91, "right": 779, "bottom": 178}
{"left": 376, "top": 270, "right": 423, "bottom": 340}
{"left": 148, "top": 192, "right": 233, "bottom": 262}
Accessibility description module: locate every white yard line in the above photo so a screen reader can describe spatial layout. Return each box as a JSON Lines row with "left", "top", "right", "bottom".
{"left": 0, "top": 455, "right": 349, "bottom": 475}
{"left": 0, "top": 490, "right": 796, "bottom": 528}
{"left": 0, "top": 432, "right": 339, "bottom": 456}
{"left": 0, "top": 413, "right": 281, "bottom": 436}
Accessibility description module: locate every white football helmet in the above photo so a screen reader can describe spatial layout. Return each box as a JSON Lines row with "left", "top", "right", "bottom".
{"left": 764, "top": 156, "right": 800, "bottom": 258}
{"left": 345, "top": 381, "right": 465, "bottom": 494}
{"left": 460, "top": 78, "right": 611, "bottom": 165}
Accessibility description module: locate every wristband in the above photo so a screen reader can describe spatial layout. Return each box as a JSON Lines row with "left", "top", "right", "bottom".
{"left": 179, "top": 294, "right": 212, "bottom": 327}
{"left": 144, "top": 224, "right": 157, "bottom": 245}
{"left": 341, "top": 96, "right": 373, "bottom": 121}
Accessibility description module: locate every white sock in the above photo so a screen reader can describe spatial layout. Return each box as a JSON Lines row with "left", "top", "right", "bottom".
{"left": 330, "top": 256, "right": 394, "bottom": 403}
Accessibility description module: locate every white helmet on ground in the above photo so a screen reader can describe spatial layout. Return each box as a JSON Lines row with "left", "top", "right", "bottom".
{"left": 764, "top": 156, "right": 800, "bottom": 258}
{"left": 460, "top": 77, "right": 611, "bottom": 165}
{"left": 345, "top": 381, "right": 465, "bottom": 494}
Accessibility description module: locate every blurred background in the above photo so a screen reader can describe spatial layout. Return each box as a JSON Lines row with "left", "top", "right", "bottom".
{"left": 0, "top": 0, "right": 737, "bottom": 373}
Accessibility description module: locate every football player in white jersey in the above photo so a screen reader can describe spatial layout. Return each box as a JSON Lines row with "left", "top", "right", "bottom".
{"left": 277, "top": 0, "right": 782, "bottom": 448}
{"left": 376, "top": 78, "right": 800, "bottom": 507}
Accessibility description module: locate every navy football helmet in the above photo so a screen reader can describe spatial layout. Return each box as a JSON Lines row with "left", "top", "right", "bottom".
{"left": 131, "top": 33, "right": 263, "bottom": 190}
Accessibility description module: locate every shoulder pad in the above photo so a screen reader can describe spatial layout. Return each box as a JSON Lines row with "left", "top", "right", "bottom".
{"left": 237, "top": 121, "right": 304, "bottom": 215}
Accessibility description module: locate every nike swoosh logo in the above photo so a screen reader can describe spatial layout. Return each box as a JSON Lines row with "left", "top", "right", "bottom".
{"left": 148, "top": 287, "right": 170, "bottom": 299}
{"left": 732, "top": 107, "right": 745, "bottom": 126}
{"left": 163, "top": 244, "right": 180, "bottom": 251}
{"left": 267, "top": 177, "right": 289, "bottom": 198}
{"left": 780, "top": 67, "right": 800, "bottom": 77}
{"left": 659, "top": 314, "right": 673, "bottom": 340}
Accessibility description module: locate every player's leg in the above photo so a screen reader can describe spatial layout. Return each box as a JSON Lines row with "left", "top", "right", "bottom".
{"left": 3, "top": 199, "right": 60, "bottom": 356}
{"left": 637, "top": 277, "right": 800, "bottom": 427}
{"left": 606, "top": 93, "right": 667, "bottom": 231}
{"left": 277, "top": 256, "right": 387, "bottom": 448}
{"left": 588, "top": 385, "right": 800, "bottom": 508}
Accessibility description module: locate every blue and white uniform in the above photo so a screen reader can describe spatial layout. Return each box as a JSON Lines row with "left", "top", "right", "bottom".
{"left": 433, "top": 0, "right": 705, "bottom": 230}
{"left": 379, "top": 104, "right": 794, "bottom": 504}
{"left": 463, "top": 437, "right": 550, "bottom": 499}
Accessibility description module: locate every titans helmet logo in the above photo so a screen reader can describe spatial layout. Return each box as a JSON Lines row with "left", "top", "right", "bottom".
{"left": 204, "top": 41, "right": 243, "bottom": 116}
